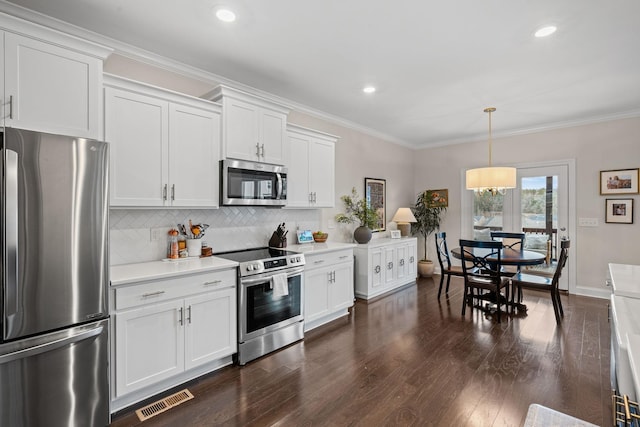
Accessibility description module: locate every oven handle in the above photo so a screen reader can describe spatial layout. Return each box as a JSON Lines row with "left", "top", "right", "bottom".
{"left": 241, "top": 266, "right": 305, "bottom": 285}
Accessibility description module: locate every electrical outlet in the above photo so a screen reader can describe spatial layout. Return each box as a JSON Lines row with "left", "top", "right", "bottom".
{"left": 150, "top": 227, "right": 169, "bottom": 242}
{"left": 578, "top": 217, "right": 599, "bottom": 227}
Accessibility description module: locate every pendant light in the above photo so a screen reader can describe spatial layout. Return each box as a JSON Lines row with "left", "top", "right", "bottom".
{"left": 465, "top": 107, "right": 516, "bottom": 195}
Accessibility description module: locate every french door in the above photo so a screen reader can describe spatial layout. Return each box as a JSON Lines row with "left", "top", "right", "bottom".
{"left": 465, "top": 160, "right": 575, "bottom": 292}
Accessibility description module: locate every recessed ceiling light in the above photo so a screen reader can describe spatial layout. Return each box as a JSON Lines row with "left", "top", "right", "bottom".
{"left": 215, "top": 8, "right": 236, "bottom": 22}
{"left": 363, "top": 86, "right": 376, "bottom": 94}
{"left": 534, "top": 25, "right": 557, "bottom": 38}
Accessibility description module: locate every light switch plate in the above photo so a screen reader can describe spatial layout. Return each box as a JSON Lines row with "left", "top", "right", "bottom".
{"left": 578, "top": 217, "right": 599, "bottom": 227}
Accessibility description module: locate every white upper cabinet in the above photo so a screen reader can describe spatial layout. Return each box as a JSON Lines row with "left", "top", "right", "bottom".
{"left": 286, "top": 124, "right": 337, "bottom": 208}
{"left": 0, "top": 15, "right": 111, "bottom": 139}
{"left": 206, "top": 85, "right": 289, "bottom": 165}
{"left": 105, "top": 75, "right": 221, "bottom": 208}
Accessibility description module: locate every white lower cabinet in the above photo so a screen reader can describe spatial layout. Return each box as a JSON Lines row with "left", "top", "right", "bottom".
{"left": 111, "top": 268, "right": 236, "bottom": 411}
{"left": 304, "top": 249, "right": 354, "bottom": 332}
{"left": 354, "top": 238, "right": 417, "bottom": 300}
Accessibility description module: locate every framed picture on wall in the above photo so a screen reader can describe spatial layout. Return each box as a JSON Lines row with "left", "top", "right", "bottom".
{"left": 600, "top": 168, "right": 639, "bottom": 195}
{"left": 605, "top": 198, "right": 633, "bottom": 224}
{"left": 365, "top": 177, "right": 386, "bottom": 232}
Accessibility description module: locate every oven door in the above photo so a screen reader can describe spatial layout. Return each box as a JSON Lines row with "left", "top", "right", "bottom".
{"left": 238, "top": 267, "right": 304, "bottom": 343}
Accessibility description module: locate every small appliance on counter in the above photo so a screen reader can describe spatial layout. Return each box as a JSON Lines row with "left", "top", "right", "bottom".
{"left": 269, "top": 223, "right": 288, "bottom": 248}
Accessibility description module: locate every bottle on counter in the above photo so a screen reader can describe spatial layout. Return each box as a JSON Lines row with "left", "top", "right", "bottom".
{"left": 168, "top": 229, "right": 179, "bottom": 259}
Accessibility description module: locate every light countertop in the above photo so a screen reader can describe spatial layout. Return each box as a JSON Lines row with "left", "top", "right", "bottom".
{"left": 111, "top": 257, "right": 239, "bottom": 286}
{"left": 610, "top": 263, "right": 640, "bottom": 299}
{"left": 288, "top": 242, "right": 357, "bottom": 254}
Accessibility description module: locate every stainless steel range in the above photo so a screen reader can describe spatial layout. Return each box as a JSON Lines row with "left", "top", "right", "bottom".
{"left": 215, "top": 248, "right": 305, "bottom": 365}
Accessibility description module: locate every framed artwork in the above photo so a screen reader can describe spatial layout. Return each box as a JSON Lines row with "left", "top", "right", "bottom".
{"left": 365, "top": 177, "right": 386, "bottom": 232}
{"left": 600, "top": 168, "right": 639, "bottom": 195}
{"left": 605, "top": 199, "right": 633, "bottom": 224}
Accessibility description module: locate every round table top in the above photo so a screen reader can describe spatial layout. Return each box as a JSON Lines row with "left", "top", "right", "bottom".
{"left": 450, "top": 246, "right": 546, "bottom": 266}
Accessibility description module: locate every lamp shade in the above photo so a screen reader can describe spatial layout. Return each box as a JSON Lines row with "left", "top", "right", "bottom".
{"left": 466, "top": 166, "right": 517, "bottom": 191}
{"left": 392, "top": 208, "right": 417, "bottom": 223}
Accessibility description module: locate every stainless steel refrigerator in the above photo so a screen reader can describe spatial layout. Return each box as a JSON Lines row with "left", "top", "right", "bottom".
{"left": 0, "top": 128, "right": 110, "bottom": 426}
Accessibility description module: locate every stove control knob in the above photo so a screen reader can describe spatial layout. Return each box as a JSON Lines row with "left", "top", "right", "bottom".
{"left": 246, "top": 264, "right": 254, "bottom": 271}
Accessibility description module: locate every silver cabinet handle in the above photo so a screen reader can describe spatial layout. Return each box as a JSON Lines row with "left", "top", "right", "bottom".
{"left": 332, "top": 271, "right": 336, "bottom": 282}
{"left": 387, "top": 262, "right": 393, "bottom": 270}
{"left": 309, "top": 192, "right": 313, "bottom": 203}
{"left": 141, "top": 291, "right": 165, "bottom": 298}
{"left": 9, "top": 95, "right": 13, "bottom": 119}
{"left": 339, "top": 255, "right": 349, "bottom": 260}
{"left": 163, "top": 184, "right": 168, "bottom": 201}
{"left": 314, "top": 260, "right": 325, "bottom": 264}
{"left": 178, "top": 307, "right": 184, "bottom": 326}
{"left": 256, "top": 142, "right": 261, "bottom": 158}
{"left": 187, "top": 306, "right": 192, "bottom": 324}
{"left": 261, "top": 144, "right": 265, "bottom": 157}
{"left": 409, "top": 256, "right": 415, "bottom": 263}
{"left": 171, "top": 184, "right": 175, "bottom": 201}
{"left": 400, "top": 259, "right": 405, "bottom": 266}
{"left": 374, "top": 265, "right": 381, "bottom": 274}
{"left": 204, "top": 280, "right": 223, "bottom": 286}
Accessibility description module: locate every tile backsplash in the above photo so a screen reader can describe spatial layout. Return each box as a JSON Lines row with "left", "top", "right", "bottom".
{"left": 110, "top": 207, "right": 321, "bottom": 265}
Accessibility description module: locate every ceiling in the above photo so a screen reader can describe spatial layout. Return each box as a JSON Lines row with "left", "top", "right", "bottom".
{"left": 4, "top": 0, "right": 640, "bottom": 148}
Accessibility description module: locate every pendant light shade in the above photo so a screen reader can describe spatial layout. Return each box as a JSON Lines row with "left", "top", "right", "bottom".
{"left": 466, "top": 107, "right": 516, "bottom": 195}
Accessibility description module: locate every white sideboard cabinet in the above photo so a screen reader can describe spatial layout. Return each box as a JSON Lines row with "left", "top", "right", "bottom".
{"left": 206, "top": 85, "right": 289, "bottom": 165}
{"left": 1, "top": 14, "right": 111, "bottom": 138}
{"left": 304, "top": 248, "right": 354, "bottom": 331}
{"left": 354, "top": 237, "right": 418, "bottom": 300}
{"left": 105, "top": 75, "right": 221, "bottom": 208}
{"left": 110, "top": 267, "right": 236, "bottom": 412}
{"left": 286, "top": 124, "right": 337, "bottom": 208}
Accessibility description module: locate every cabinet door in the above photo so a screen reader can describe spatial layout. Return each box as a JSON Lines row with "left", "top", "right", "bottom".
{"left": 305, "top": 267, "right": 331, "bottom": 323}
{"left": 286, "top": 132, "right": 311, "bottom": 207}
{"left": 370, "top": 247, "right": 384, "bottom": 291}
{"left": 384, "top": 247, "right": 397, "bottom": 287}
{"left": 330, "top": 262, "right": 354, "bottom": 311}
{"left": 115, "top": 300, "right": 184, "bottom": 397}
{"left": 224, "top": 98, "right": 260, "bottom": 161}
{"left": 396, "top": 244, "right": 409, "bottom": 283}
{"left": 407, "top": 240, "right": 418, "bottom": 279}
{"left": 4, "top": 32, "right": 101, "bottom": 139}
{"left": 260, "top": 109, "right": 286, "bottom": 164}
{"left": 105, "top": 87, "right": 169, "bottom": 206}
{"left": 184, "top": 288, "right": 236, "bottom": 370}
{"left": 169, "top": 103, "right": 220, "bottom": 207}
{"left": 309, "top": 139, "right": 335, "bottom": 207}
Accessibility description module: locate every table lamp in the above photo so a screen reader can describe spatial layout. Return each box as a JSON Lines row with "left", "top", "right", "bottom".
{"left": 392, "top": 208, "right": 417, "bottom": 237}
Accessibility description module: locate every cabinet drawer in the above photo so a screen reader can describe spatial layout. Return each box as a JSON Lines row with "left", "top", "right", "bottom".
{"left": 305, "top": 249, "right": 353, "bottom": 271}
{"left": 115, "top": 269, "right": 236, "bottom": 310}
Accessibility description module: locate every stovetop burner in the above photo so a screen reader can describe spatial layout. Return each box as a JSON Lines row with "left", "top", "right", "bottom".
{"left": 214, "top": 247, "right": 298, "bottom": 263}
{"left": 215, "top": 247, "right": 305, "bottom": 277}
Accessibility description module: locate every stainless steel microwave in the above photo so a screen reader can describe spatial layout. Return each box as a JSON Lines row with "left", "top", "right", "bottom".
{"left": 221, "top": 159, "right": 287, "bottom": 206}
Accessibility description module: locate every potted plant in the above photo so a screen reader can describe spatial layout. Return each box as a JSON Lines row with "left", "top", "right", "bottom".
{"left": 335, "top": 187, "right": 380, "bottom": 244}
{"left": 412, "top": 189, "right": 448, "bottom": 277}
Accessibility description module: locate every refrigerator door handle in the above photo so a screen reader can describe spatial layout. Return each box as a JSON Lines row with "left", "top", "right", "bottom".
{"left": 4, "top": 148, "right": 19, "bottom": 319}
{"left": 0, "top": 324, "right": 104, "bottom": 364}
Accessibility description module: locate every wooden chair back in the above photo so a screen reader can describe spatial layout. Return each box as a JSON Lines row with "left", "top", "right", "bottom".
{"left": 551, "top": 239, "right": 570, "bottom": 288}
{"left": 435, "top": 232, "right": 452, "bottom": 271}
{"left": 490, "top": 231, "right": 525, "bottom": 251}
{"left": 459, "top": 239, "right": 503, "bottom": 285}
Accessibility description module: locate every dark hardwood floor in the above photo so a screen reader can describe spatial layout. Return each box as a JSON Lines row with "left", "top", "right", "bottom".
{"left": 110, "top": 276, "right": 612, "bottom": 427}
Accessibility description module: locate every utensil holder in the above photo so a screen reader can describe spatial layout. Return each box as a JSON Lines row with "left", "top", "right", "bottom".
{"left": 186, "top": 239, "right": 202, "bottom": 257}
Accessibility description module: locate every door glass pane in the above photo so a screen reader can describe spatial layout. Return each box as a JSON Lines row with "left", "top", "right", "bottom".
{"left": 521, "top": 176, "right": 558, "bottom": 228}
{"left": 472, "top": 192, "right": 504, "bottom": 237}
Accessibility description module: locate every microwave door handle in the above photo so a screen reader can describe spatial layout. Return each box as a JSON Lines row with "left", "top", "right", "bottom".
{"left": 4, "top": 149, "right": 19, "bottom": 318}
{"left": 276, "top": 173, "right": 283, "bottom": 199}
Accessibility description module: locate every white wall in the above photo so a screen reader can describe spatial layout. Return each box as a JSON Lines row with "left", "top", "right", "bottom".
{"left": 413, "top": 116, "right": 640, "bottom": 296}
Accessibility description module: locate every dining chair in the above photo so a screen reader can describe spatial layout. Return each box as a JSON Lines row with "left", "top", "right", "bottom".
{"left": 509, "top": 239, "right": 570, "bottom": 324}
{"left": 459, "top": 239, "right": 509, "bottom": 323}
{"left": 435, "top": 232, "right": 464, "bottom": 299}
{"left": 490, "top": 231, "right": 526, "bottom": 284}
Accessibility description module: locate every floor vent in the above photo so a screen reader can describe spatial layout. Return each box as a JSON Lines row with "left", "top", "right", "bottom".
{"left": 135, "top": 389, "right": 194, "bottom": 422}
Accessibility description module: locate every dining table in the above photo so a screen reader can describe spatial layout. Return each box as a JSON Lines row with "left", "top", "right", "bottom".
{"left": 450, "top": 245, "right": 547, "bottom": 314}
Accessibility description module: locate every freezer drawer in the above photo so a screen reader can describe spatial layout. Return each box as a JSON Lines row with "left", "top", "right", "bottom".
{"left": 0, "top": 319, "right": 109, "bottom": 427}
